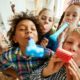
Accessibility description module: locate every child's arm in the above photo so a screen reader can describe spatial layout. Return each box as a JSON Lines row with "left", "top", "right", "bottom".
{"left": 30, "top": 49, "right": 63, "bottom": 79}
{"left": 42, "top": 47, "right": 73, "bottom": 77}
{"left": 42, "top": 55, "right": 64, "bottom": 77}
{"left": 0, "top": 52, "right": 19, "bottom": 79}
{"left": 0, "top": 52, "right": 12, "bottom": 70}
{"left": 2, "top": 68, "right": 19, "bottom": 79}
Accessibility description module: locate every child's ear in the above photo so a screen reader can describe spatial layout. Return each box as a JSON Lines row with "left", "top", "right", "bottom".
{"left": 12, "top": 36, "right": 17, "bottom": 43}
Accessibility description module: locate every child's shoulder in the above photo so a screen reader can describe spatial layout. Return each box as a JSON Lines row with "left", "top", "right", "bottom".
{"left": 0, "top": 47, "right": 18, "bottom": 61}
{"left": 2, "top": 47, "right": 18, "bottom": 55}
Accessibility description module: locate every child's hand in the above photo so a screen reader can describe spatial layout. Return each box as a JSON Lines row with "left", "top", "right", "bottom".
{"left": 66, "top": 59, "right": 80, "bottom": 80}
{"left": 2, "top": 68, "right": 19, "bottom": 79}
{"left": 40, "top": 38, "right": 49, "bottom": 48}
{"left": 42, "top": 54, "right": 64, "bottom": 77}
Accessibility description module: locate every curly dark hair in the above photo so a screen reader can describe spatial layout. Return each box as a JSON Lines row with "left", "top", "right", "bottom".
{"left": 7, "top": 11, "right": 41, "bottom": 47}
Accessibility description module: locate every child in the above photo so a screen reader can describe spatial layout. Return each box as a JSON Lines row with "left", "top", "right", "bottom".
{"left": 40, "top": 26, "right": 80, "bottom": 80}
{"left": 57, "top": 2, "right": 80, "bottom": 30}
{"left": 37, "top": 8, "right": 58, "bottom": 51}
{"left": 38, "top": 8, "right": 55, "bottom": 35}
{"left": 57, "top": 2, "right": 80, "bottom": 46}
{"left": 0, "top": 11, "right": 54, "bottom": 80}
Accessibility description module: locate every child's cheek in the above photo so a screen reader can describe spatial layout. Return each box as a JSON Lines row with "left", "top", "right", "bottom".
{"left": 72, "top": 54, "right": 80, "bottom": 66}
{"left": 72, "top": 53, "right": 80, "bottom": 61}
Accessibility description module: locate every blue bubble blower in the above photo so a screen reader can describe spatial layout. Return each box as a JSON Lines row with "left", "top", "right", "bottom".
{"left": 25, "top": 38, "right": 45, "bottom": 58}
{"left": 49, "top": 22, "right": 69, "bottom": 50}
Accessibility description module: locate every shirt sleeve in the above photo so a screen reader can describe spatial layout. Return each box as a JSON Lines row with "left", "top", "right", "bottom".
{"left": 30, "top": 63, "right": 66, "bottom": 80}
{"left": 0, "top": 52, "right": 12, "bottom": 71}
{"left": 30, "top": 62, "right": 48, "bottom": 80}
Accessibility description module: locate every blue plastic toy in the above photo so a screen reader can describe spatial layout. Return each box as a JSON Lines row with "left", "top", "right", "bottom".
{"left": 50, "top": 22, "right": 69, "bottom": 42}
{"left": 49, "top": 22, "right": 69, "bottom": 51}
{"left": 25, "top": 38, "right": 44, "bottom": 57}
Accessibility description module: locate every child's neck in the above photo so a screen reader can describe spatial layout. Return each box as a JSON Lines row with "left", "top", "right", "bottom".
{"left": 20, "top": 45, "right": 27, "bottom": 54}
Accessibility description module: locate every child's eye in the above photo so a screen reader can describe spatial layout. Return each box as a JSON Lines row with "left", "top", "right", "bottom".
{"left": 41, "top": 16, "right": 46, "bottom": 20}
{"left": 73, "top": 14, "right": 77, "bottom": 17}
{"left": 19, "top": 28, "right": 26, "bottom": 31}
{"left": 31, "top": 28, "right": 36, "bottom": 31}
{"left": 49, "top": 18, "right": 53, "bottom": 22}
{"left": 65, "top": 13, "right": 70, "bottom": 17}
{"left": 66, "top": 41, "right": 73, "bottom": 44}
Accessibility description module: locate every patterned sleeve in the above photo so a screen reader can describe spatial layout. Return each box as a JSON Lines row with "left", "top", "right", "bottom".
{"left": 30, "top": 62, "right": 49, "bottom": 80}
{"left": 0, "top": 51, "right": 12, "bottom": 71}
{"left": 30, "top": 64, "right": 66, "bottom": 80}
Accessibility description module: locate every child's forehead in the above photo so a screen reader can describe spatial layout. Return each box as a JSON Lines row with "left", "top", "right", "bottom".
{"left": 16, "top": 19, "right": 36, "bottom": 28}
{"left": 66, "top": 5, "right": 80, "bottom": 12}
{"left": 18, "top": 19, "right": 35, "bottom": 24}
{"left": 68, "top": 30, "right": 80, "bottom": 38}
{"left": 65, "top": 28, "right": 80, "bottom": 39}
{"left": 40, "top": 10, "right": 54, "bottom": 17}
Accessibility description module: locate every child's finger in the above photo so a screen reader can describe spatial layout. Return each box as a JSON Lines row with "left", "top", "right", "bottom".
{"left": 69, "top": 59, "right": 80, "bottom": 79}
{"left": 68, "top": 66, "right": 80, "bottom": 80}
{"left": 46, "top": 55, "right": 64, "bottom": 74}
{"left": 69, "top": 59, "right": 79, "bottom": 72}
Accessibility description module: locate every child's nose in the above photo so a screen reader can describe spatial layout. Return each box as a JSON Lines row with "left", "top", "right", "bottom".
{"left": 26, "top": 29, "right": 32, "bottom": 34}
{"left": 45, "top": 19, "right": 49, "bottom": 24}
{"left": 68, "top": 15, "right": 73, "bottom": 20}
{"left": 71, "top": 45, "right": 77, "bottom": 52}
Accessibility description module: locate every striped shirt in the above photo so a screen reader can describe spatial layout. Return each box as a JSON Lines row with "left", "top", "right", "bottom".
{"left": 31, "top": 66, "right": 66, "bottom": 80}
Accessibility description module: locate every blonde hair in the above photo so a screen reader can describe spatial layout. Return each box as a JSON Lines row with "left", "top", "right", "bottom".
{"left": 68, "top": 27, "right": 80, "bottom": 36}
{"left": 63, "top": 27, "right": 80, "bottom": 43}
{"left": 72, "top": 28, "right": 80, "bottom": 34}
{"left": 67, "top": 2, "right": 80, "bottom": 10}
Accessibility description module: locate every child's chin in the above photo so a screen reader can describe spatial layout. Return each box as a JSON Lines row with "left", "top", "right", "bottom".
{"left": 41, "top": 31, "right": 47, "bottom": 35}
{"left": 44, "top": 30, "right": 50, "bottom": 33}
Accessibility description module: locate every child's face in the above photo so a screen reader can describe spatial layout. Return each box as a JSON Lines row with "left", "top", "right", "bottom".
{"left": 38, "top": 10, "right": 53, "bottom": 35}
{"left": 63, "top": 5, "right": 80, "bottom": 25}
{"left": 13, "top": 20, "right": 38, "bottom": 47}
{"left": 63, "top": 31, "right": 80, "bottom": 66}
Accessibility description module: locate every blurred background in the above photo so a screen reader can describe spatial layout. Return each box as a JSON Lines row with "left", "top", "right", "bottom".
{"left": 0, "top": 0, "right": 79, "bottom": 48}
